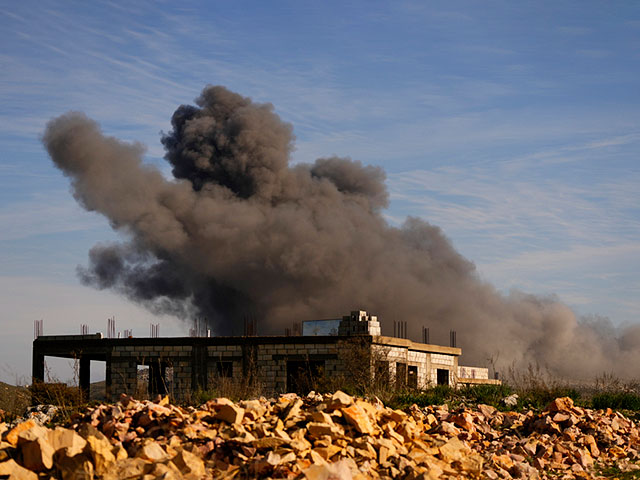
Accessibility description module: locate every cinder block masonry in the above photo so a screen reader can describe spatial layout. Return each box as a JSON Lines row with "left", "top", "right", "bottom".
{"left": 32, "top": 310, "right": 498, "bottom": 401}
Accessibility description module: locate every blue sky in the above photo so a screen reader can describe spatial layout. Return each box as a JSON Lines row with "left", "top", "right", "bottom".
{"left": 1, "top": 1, "right": 639, "bottom": 383}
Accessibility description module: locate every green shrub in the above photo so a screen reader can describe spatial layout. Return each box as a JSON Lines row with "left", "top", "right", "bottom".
{"left": 516, "top": 386, "right": 581, "bottom": 410}
{"left": 592, "top": 392, "right": 640, "bottom": 411}
{"left": 457, "top": 384, "right": 513, "bottom": 407}
{"left": 390, "top": 385, "right": 454, "bottom": 409}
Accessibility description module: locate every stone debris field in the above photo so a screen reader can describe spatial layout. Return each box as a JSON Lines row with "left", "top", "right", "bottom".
{"left": 1, "top": 392, "right": 639, "bottom": 479}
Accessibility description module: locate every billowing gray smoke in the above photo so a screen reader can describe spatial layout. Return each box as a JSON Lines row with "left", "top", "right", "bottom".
{"left": 43, "top": 85, "right": 640, "bottom": 378}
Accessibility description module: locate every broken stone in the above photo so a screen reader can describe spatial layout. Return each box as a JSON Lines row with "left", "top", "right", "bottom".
{"left": 84, "top": 432, "right": 116, "bottom": 475}
{"left": 48, "top": 427, "right": 87, "bottom": 457}
{"left": 341, "top": 404, "right": 374, "bottom": 435}
{"left": 5, "top": 419, "right": 38, "bottom": 446}
{"left": 21, "top": 435, "right": 55, "bottom": 472}
{"left": 214, "top": 404, "right": 244, "bottom": 424}
{"left": 547, "top": 396, "right": 574, "bottom": 413}
{"left": 172, "top": 449, "right": 205, "bottom": 477}
{"left": 136, "top": 439, "right": 168, "bottom": 462}
{"left": 101, "top": 457, "right": 151, "bottom": 480}
{"left": 303, "top": 458, "right": 354, "bottom": 480}
{"left": 4, "top": 391, "right": 640, "bottom": 480}
{"left": 0, "top": 458, "right": 38, "bottom": 480}
{"left": 56, "top": 451, "right": 94, "bottom": 480}
{"left": 438, "top": 437, "right": 468, "bottom": 463}
{"left": 307, "top": 422, "right": 336, "bottom": 437}
{"left": 327, "top": 390, "right": 353, "bottom": 409}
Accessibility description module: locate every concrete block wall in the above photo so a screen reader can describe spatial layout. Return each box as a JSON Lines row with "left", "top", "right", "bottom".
{"left": 457, "top": 365, "right": 489, "bottom": 380}
{"left": 253, "top": 342, "right": 341, "bottom": 392}
{"left": 107, "top": 340, "right": 362, "bottom": 397}
{"left": 430, "top": 352, "right": 458, "bottom": 386}
{"left": 110, "top": 360, "right": 137, "bottom": 397}
{"left": 35, "top": 330, "right": 462, "bottom": 402}
{"left": 338, "top": 310, "right": 381, "bottom": 336}
{"left": 371, "top": 344, "right": 458, "bottom": 388}
{"left": 206, "top": 345, "right": 242, "bottom": 387}
{"left": 171, "top": 356, "right": 192, "bottom": 398}
{"left": 407, "top": 350, "right": 429, "bottom": 388}
{"left": 108, "top": 344, "right": 193, "bottom": 401}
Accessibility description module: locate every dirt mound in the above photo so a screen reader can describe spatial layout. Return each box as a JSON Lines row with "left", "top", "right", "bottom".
{"left": 1, "top": 392, "right": 639, "bottom": 479}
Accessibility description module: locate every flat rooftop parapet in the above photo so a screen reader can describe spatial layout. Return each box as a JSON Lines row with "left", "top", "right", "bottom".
{"left": 373, "top": 335, "right": 462, "bottom": 356}
{"left": 457, "top": 378, "right": 502, "bottom": 386}
{"left": 34, "top": 333, "right": 103, "bottom": 341}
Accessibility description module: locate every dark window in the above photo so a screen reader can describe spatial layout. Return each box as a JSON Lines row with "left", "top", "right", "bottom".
{"left": 437, "top": 368, "right": 449, "bottom": 386}
{"left": 396, "top": 362, "right": 407, "bottom": 387}
{"left": 140, "top": 361, "right": 169, "bottom": 397}
{"left": 216, "top": 361, "right": 233, "bottom": 378}
{"left": 408, "top": 365, "right": 418, "bottom": 389}
{"left": 286, "top": 360, "right": 325, "bottom": 394}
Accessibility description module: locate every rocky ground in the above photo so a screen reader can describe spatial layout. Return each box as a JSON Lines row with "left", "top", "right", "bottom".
{"left": 1, "top": 392, "right": 639, "bottom": 479}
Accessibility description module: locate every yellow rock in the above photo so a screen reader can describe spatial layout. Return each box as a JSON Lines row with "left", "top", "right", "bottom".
{"left": 355, "top": 400, "right": 378, "bottom": 418}
{"left": 374, "top": 438, "right": 397, "bottom": 458}
{"left": 458, "top": 452, "right": 484, "bottom": 473}
{"left": 21, "top": 436, "right": 55, "bottom": 472}
{"left": 85, "top": 434, "right": 116, "bottom": 475}
{"left": 136, "top": 439, "right": 168, "bottom": 462}
{"left": 57, "top": 451, "right": 94, "bottom": 480}
{"left": 328, "top": 391, "right": 353, "bottom": 409}
{"left": 425, "top": 413, "right": 437, "bottom": 425}
{"left": 172, "top": 449, "right": 205, "bottom": 477}
{"left": 342, "top": 404, "right": 374, "bottom": 435}
{"left": 478, "top": 404, "right": 496, "bottom": 417}
{"left": 242, "top": 399, "right": 267, "bottom": 419}
{"left": 304, "top": 458, "right": 353, "bottom": 480}
{"left": 0, "top": 458, "right": 38, "bottom": 480}
{"left": 252, "top": 437, "right": 287, "bottom": 448}
{"left": 5, "top": 419, "right": 38, "bottom": 446}
{"left": 314, "top": 444, "right": 342, "bottom": 460}
{"left": 284, "top": 398, "right": 304, "bottom": 420}
{"left": 438, "top": 437, "right": 468, "bottom": 463}
{"left": 148, "top": 461, "right": 183, "bottom": 480}
{"left": 386, "top": 409, "right": 408, "bottom": 423}
{"left": 546, "top": 397, "right": 574, "bottom": 413}
{"left": 215, "top": 404, "right": 244, "bottom": 424}
{"left": 307, "top": 422, "right": 335, "bottom": 437}
{"left": 112, "top": 444, "right": 128, "bottom": 461}
{"left": 311, "top": 411, "right": 335, "bottom": 425}
{"left": 102, "top": 458, "right": 151, "bottom": 480}
{"left": 290, "top": 430, "right": 312, "bottom": 452}
{"left": 492, "top": 453, "right": 514, "bottom": 471}
{"left": 48, "top": 427, "right": 87, "bottom": 457}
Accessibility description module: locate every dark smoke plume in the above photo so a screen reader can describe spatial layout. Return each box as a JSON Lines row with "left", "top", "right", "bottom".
{"left": 43, "top": 85, "right": 640, "bottom": 377}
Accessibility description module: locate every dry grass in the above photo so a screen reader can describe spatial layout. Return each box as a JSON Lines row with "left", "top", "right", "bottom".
{"left": 0, "top": 381, "right": 30, "bottom": 419}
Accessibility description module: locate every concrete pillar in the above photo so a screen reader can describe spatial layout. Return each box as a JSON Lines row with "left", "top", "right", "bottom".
{"left": 105, "top": 353, "right": 112, "bottom": 402}
{"left": 79, "top": 357, "right": 90, "bottom": 401}
{"left": 32, "top": 349, "right": 45, "bottom": 384}
{"left": 191, "top": 346, "right": 207, "bottom": 391}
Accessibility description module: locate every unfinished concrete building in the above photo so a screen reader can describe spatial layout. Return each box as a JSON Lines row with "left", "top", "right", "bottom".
{"left": 32, "top": 310, "right": 499, "bottom": 401}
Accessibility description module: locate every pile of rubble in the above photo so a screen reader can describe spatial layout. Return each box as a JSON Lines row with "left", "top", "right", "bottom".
{"left": 1, "top": 392, "right": 639, "bottom": 479}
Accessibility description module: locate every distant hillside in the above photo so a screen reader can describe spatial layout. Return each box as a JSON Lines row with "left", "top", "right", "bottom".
{"left": 0, "top": 381, "right": 29, "bottom": 416}
{"left": 90, "top": 380, "right": 106, "bottom": 401}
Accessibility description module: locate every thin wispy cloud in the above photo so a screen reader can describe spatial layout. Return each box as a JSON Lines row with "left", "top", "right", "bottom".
{"left": 1, "top": 0, "right": 639, "bottom": 381}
